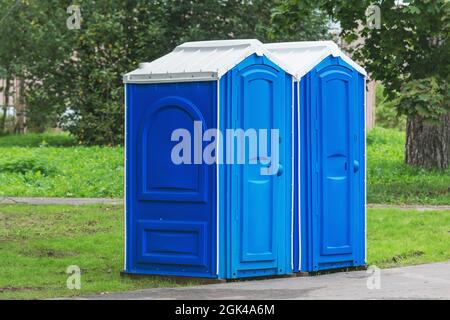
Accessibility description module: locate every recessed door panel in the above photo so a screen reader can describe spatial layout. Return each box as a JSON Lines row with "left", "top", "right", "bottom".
{"left": 241, "top": 77, "right": 276, "bottom": 263}
{"left": 229, "top": 56, "right": 291, "bottom": 278}
{"left": 138, "top": 99, "right": 207, "bottom": 202}
{"left": 126, "top": 82, "right": 217, "bottom": 278}
{"left": 321, "top": 75, "right": 352, "bottom": 255}
{"left": 311, "top": 63, "right": 358, "bottom": 270}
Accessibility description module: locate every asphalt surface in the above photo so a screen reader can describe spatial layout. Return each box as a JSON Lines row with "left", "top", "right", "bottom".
{"left": 2, "top": 197, "right": 449, "bottom": 211}
{"left": 0, "top": 197, "right": 122, "bottom": 205}
{"left": 80, "top": 262, "right": 450, "bottom": 300}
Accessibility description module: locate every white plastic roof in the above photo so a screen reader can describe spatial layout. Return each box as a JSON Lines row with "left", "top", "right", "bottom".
{"left": 124, "top": 39, "right": 289, "bottom": 83}
{"left": 124, "top": 40, "right": 366, "bottom": 83}
{"left": 264, "top": 41, "right": 367, "bottom": 79}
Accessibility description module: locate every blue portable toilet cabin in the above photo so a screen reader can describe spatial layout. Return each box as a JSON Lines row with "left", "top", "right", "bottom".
{"left": 123, "top": 40, "right": 296, "bottom": 279}
{"left": 265, "top": 41, "right": 367, "bottom": 272}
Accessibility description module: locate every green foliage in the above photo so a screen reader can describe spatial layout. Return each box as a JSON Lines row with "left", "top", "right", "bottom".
{"left": 270, "top": 0, "right": 330, "bottom": 41}
{"left": 375, "top": 83, "right": 406, "bottom": 130}
{"left": 0, "top": 0, "right": 331, "bottom": 145}
{"left": 0, "top": 132, "right": 75, "bottom": 147}
{"left": 1, "top": 130, "right": 449, "bottom": 203}
{"left": 0, "top": 144, "right": 123, "bottom": 198}
{"left": 323, "top": 0, "right": 449, "bottom": 91}
{"left": 0, "top": 0, "right": 27, "bottom": 133}
{"left": 25, "top": 91, "right": 63, "bottom": 133}
{"left": 0, "top": 0, "right": 72, "bottom": 132}
{"left": 155, "top": 0, "right": 276, "bottom": 44}
{"left": 310, "top": 0, "right": 450, "bottom": 130}
{"left": 395, "top": 77, "right": 449, "bottom": 122}
{"left": 0, "top": 114, "right": 17, "bottom": 133}
{"left": 320, "top": 0, "right": 449, "bottom": 170}
{"left": 0, "top": 158, "right": 57, "bottom": 176}
{"left": 367, "top": 128, "right": 450, "bottom": 204}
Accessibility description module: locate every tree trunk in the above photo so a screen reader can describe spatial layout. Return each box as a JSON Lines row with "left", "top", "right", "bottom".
{"left": 405, "top": 113, "right": 450, "bottom": 170}
{"left": 14, "top": 77, "right": 26, "bottom": 134}
{"left": 0, "top": 75, "right": 11, "bottom": 133}
{"left": 0, "top": 106, "right": 6, "bottom": 133}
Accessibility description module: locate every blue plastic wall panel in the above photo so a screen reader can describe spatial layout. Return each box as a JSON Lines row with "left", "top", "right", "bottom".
{"left": 293, "top": 78, "right": 310, "bottom": 273}
{"left": 358, "top": 73, "right": 367, "bottom": 265}
{"left": 125, "top": 81, "right": 218, "bottom": 278}
{"left": 299, "top": 73, "right": 313, "bottom": 272}
{"left": 218, "top": 54, "right": 292, "bottom": 279}
{"left": 299, "top": 76, "right": 311, "bottom": 272}
{"left": 292, "top": 81, "right": 299, "bottom": 272}
{"left": 300, "top": 56, "right": 366, "bottom": 272}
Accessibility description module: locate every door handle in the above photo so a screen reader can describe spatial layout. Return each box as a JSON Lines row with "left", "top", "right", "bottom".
{"left": 261, "top": 163, "right": 283, "bottom": 176}
{"left": 353, "top": 160, "right": 360, "bottom": 173}
{"left": 277, "top": 164, "right": 284, "bottom": 177}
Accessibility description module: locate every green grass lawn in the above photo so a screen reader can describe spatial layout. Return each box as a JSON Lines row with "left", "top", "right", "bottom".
{"left": 0, "top": 204, "right": 189, "bottom": 299}
{"left": 0, "top": 128, "right": 448, "bottom": 204}
{"left": 367, "top": 127, "right": 449, "bottom": 204}
{"left": 0, "top": 204, "right": 449, "bottom": 299}
{"left": 367, "top": 208, "right": 450, "bottom": 268}
{"left": 0, "top": 133, "right": 123, "bottom": 198}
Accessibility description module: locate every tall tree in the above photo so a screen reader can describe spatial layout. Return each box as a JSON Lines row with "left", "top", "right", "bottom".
{"left": 18, "top": 0, "right": 75, "bottom": 133}
{"left": 0, "top": 0, "right": 26, "bottom": 133}
{"left": 270, "top": 0, "right": 331, "bottom": 41}
{"left": 2, "top": 0, "right": 331, "bottom": 144}
{"left": 318, "top": 0, "right": 449, "bottom": 169}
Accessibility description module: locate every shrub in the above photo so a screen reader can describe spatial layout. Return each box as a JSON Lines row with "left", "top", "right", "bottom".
{"left": 0, "top": 158, "right": 57, "bottom": 176}
{"left": 0, "top": 133, "right": 76, "bottom": 147}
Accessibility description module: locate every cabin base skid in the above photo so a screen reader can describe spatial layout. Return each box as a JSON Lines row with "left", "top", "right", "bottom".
{"left": 121, "top": 270, "right": 297, "bottom": 283}
{"left": 121, "top": 266, "right": 367, "bottom": 284}
{"left": 120, "top": 271, "right": 226, "bottom": 285}
{"left": 298, "top": 265, "right": 368, "bottom": 277}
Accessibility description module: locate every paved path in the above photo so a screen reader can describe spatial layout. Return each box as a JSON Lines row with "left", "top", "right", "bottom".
{"left": 367, "top": 204, "right": 450, "bottom": 211}
{"left": 0, "top": 197, "right": 122, "bottom": 206}
{"left": 1, "top": 197, "right": 448, "bottom": 210}
{"left": 80, "top": 262, "right": 450, "bottom": 300}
